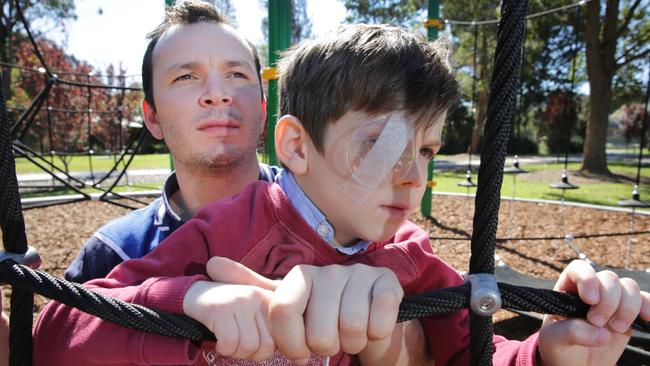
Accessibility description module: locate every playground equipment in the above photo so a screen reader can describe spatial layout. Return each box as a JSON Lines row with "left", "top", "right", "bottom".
{"left": 617, "top": 63, "right": 650, "bottom": 268}
{"left": 6, "top": 7, "right": 148, "bottom": 211}
{"left": 0, "top": 1, "right": 648, "bottom": 366}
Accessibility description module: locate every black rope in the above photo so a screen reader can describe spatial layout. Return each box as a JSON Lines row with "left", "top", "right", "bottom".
{"left": 0, "top": 74, "right": 33, "bottom": 366}
{"left": 14, "top": 0, "right": 52, "bottom": 79}
{"left": 56, "top": 77, "right": 141, "bottom": 91}
{"left": 10, "top": 79, "right": 53, "bottom": 138}
{"left": 13, "top": 0, "right": 140, "bottom": 93}
{"left": 469, "top": 1, "right": 528, "bottom": 364}
{"left": 98, "top": 129, "right": 147, "bottom": 200}
{"left": 93, "top": 128, "right": 146, "bottom": 187}
{"left": 86, "top": 74, "right": 96, "bottom": 185}
{"left": 8, "top": 15, "right": 146, "bottom": 211}
{"left": 0, "top": 61, "right": 142, "bottom": 79}
{"left": 1, "top": 262, "right": 647, "bottom": 350}
{"left": 9, "top": 104, "right": 134, "bottom": 115}
{"left": 429, "top": 229, "right": 650, "bottom": 242}
{"left": 460, "top": 22, "right": 480, "bottom": 189}
{"left": 116, "top": 76, "right": 127, "bottom": 154}
{"left": 561, "top": 6, "right": 582, "bottom": 177}
{"left": 446, "top": 0, "right": 590, "bottom": 26}
{"left": 13, "top": 143, "right": 89, "bottom": 193}
{"left": 0, "top": 263, "right": 215, "bottom": 343}
{"left": 635, "top": 62, "right": 650, "bottom": 187}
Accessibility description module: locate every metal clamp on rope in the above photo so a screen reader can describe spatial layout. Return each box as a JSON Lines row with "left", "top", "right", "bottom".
{"left": 0, "top": 246, "right": 41, "bottom": 270}
{"left": 468, "top": 273, "right": 502, "bottom": 317}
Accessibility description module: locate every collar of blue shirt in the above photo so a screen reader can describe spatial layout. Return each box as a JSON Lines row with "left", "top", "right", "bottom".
{"left": 276, "top": 170, "right": 369, "bottom": 255}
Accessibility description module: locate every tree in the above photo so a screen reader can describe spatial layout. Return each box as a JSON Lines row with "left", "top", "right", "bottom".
{"left": 10, "top": 37, "right": 141, "bottom": 160}
{"left": 0, "top": 0, "right": 76, "bottom": 100}
{"left": 617, "top": 103, "right": 647, "bottom": 146}
{"left": 260, "top": 0, "right": 313, "bottom": 45}
{"left": 538, "top": 90, "right": 580, "bottom": 154}
{"left": 582, "top": 0, "right": 649, "bottom": 174}
{"left": 439, "top": 2, "right": 501, "bottom": 153}
{"left": 204, "top": 0, "right": 237, "bottom": 27}
{"left": 341, "top": 0, "right": 649, "bottom": 166}
{"left": 444, "top": 1, "right": 596, "bottom": 155}
{"left": 289, "top": 0, "right": 312, "bottom": 42}
{"left": 342, "top": 0, "right": 427, "bottom": 30}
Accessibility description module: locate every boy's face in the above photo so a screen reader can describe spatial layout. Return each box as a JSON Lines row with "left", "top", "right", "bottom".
{"left": 300, "top": 110, "right": 444, "bottom": 246}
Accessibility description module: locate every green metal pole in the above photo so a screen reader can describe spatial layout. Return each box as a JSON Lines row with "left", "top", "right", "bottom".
{"left": 421, "top": 0, "right": 441, "bottom": 218}
{"left": 265, "top": 0, "right": 291, "bottom": 166}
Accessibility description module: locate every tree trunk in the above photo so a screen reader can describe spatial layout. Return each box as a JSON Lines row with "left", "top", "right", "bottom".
{"left": 581, "top": 0, "right": 618, "bottom": 174}
{"left": 583, "top": 77, "right": 613, "bottom": 173}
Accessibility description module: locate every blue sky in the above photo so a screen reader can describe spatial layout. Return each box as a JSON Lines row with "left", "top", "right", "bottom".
{"left": 57, "top": 0, "right": 347, "bottom": 76}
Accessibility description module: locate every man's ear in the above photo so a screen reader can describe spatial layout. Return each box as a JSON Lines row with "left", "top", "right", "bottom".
{"left": 142, "top": 100, "right": 163, "bottom": 140}
{"left": 275, "top": 115, "right": 309, "bottom": 175}
{"left": 260, "top": 98, "right": 267, "bottom": 134}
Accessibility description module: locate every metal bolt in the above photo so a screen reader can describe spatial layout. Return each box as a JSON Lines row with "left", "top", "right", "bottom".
{"left": 479, "top": 298, "right": 495, "bottom": 311}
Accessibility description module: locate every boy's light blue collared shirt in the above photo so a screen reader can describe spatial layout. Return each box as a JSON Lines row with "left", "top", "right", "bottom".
{"left": 277, "top": 170, "right": 369, "bottom": 255}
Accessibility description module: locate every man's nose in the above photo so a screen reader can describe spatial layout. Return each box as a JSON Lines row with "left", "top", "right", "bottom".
{"left": 199, "top": 77, "right": 233, "bottom": 107}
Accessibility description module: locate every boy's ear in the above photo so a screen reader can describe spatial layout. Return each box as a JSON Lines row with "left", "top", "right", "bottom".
{"left": 275, "top": 115, "right": 309, "bottom": 175}
{"left": 142, "top": 100, "right": 163, "bottom": 140}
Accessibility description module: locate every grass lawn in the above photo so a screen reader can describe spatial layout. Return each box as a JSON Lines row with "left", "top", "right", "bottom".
{"left": 15, "top": 154, "right": 172, "bottom": 174}
{"left": 20, "top": 182, "right": 164, "bottom": 199}
{"left": 433, "top": 161, "right": 650, "bottom": 212}
{"left": 16, "top": 153, "right": 650, "bottom": 212}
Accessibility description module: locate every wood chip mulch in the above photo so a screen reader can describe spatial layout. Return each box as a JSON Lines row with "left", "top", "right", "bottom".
{"left": 2, "top": 194, "right": 649, "bottom": 363}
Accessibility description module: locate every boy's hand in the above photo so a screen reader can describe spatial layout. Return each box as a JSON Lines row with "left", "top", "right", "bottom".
{"left": 268, "top": 263, "right": 403, "bottom": 364}
{"left": 183, "top": 257, "right": 278, "bottom": 361}
{"left": 538, "top": 259, "right": 650, "bottom": 366}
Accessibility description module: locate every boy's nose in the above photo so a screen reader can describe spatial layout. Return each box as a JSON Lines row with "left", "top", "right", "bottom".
{"left": 199, "top": 77, "right": 233, "bottom": 107}
{"left": 394, "top": 160, "right": 424, "bottom": 188}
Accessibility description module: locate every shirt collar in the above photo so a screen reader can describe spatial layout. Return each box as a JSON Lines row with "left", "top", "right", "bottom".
{"left": 276, "top": 170, "right": 369, "bottom": 255}
{"left": 154, "top": 172, "right": 184, "bottom": 232}
{"left": 158, "top": 163, "right": 279, "bottom": 225}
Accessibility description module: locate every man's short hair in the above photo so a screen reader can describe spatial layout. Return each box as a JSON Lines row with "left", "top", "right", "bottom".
{"left": 278, "top": 24, "right": 460, "bottom": 153}
{"left": 142, "top": 0, "right": 262, "bottom": 110}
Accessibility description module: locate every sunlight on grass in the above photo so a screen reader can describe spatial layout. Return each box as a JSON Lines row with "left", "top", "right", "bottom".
{"left": 15, "top": 154, "right": 173, "bottom": 174}
{"left": 432, "top": 160, "right": 649, "bottom": 212}
{"left": 16, "top": 153, "right": 650, "bottom": 212}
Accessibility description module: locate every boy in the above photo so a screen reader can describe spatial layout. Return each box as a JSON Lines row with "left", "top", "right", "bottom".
{"left": 34, "top": 24, "right": 649, "bottom": 366}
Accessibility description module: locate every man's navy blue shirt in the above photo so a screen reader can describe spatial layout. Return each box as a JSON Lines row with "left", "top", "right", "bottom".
{"left": 64, "top": 164, "right": 280, "bottom": 283}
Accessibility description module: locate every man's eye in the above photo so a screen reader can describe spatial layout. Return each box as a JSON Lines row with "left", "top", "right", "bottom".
{"left": 173, "top": 74, "right": 193, "bottom": 82}
{"left": 230, "top": 71, "right": 247, "bottom": 79}
{"left": 419, "top": 147, "right": 435, "bottom": 161}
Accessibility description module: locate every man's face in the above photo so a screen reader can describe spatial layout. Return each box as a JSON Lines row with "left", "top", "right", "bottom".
{"left": 145, "top": 22, "right": 264, "bottom": 174}
{"left": 300, "top": 110, "right": 444, "bottom": 246}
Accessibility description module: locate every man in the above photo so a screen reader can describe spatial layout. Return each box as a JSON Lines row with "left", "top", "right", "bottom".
{"left": 64, "top": 0, "right": 279, "bottom": 283}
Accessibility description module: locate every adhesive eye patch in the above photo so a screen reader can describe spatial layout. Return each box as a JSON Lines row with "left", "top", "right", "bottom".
{"left": 339, "top": 112, "right": 414, "bottom": 204}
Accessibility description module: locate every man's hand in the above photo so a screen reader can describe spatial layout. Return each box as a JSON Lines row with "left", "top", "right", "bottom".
{"left": 538, "top": 259, "right": 650, "bottom": 366}
{"left": 268, "top": 263, "right": 404, "bottom": 364}
{"left": 183, "top": 257, "right": 278, "bottom": 361}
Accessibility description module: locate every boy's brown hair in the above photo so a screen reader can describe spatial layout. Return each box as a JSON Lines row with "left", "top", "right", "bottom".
{"left": 142, "top": 0, "right": 262, "bottom": 109}
{"left": 278, "top": 24, "right": 460, "bottom": 153}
